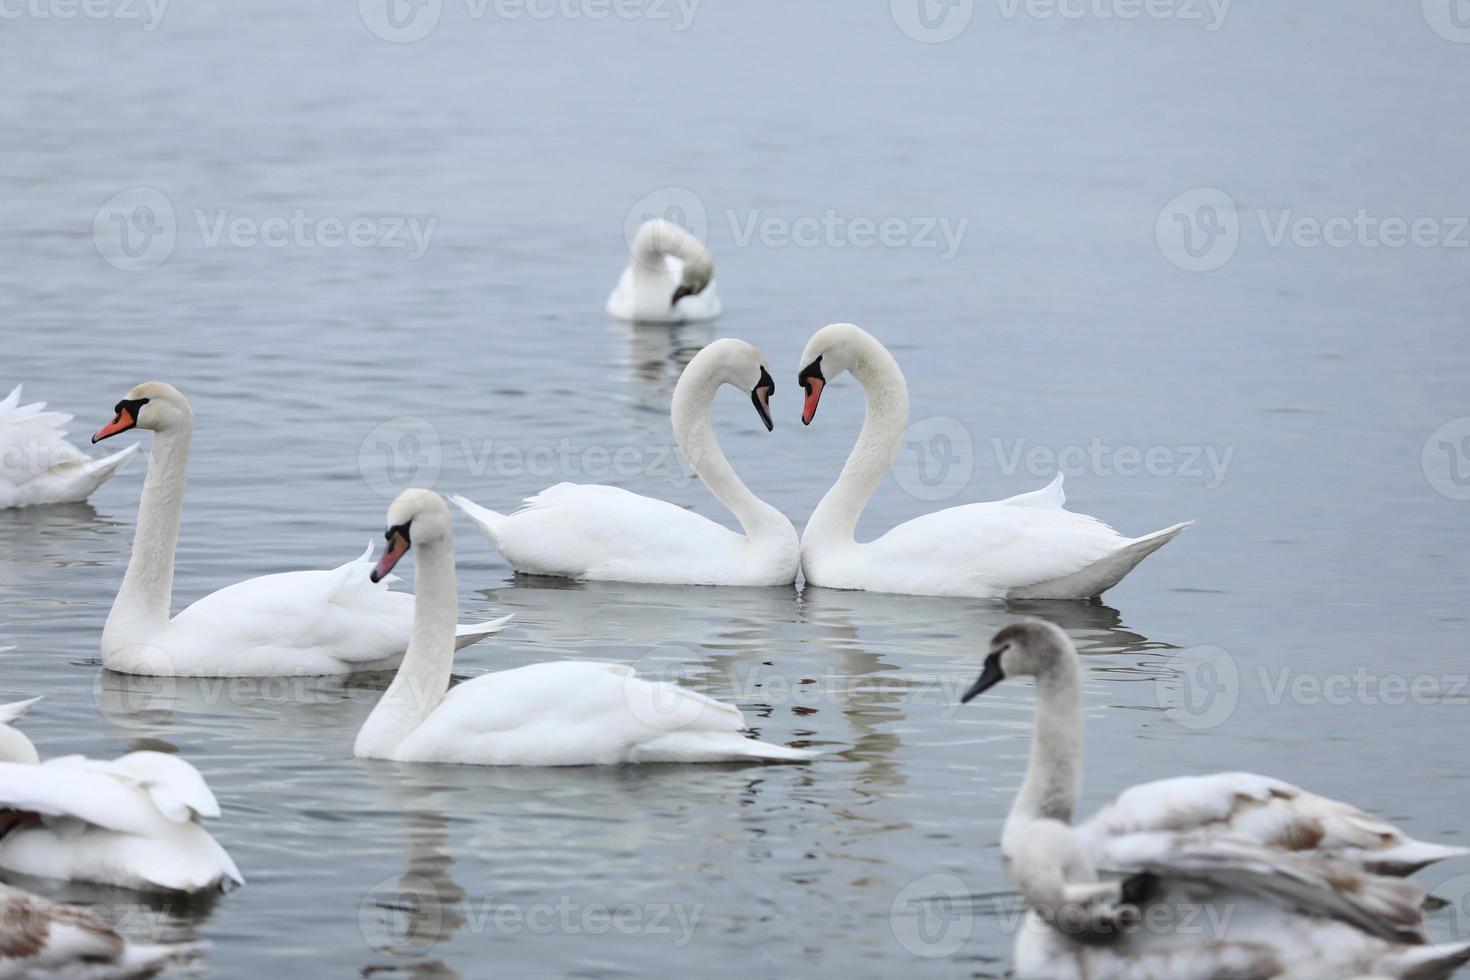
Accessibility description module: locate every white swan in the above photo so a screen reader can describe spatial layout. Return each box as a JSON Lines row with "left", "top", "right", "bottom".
{"left": 0, "top": 699, "right": 241, "bottom": 894}
{"left": 796, "top": 324, "right": 1191, "bottom": 599}
{"left": 452, "top": 339, "right": 797, "bottom": 586}
{"left": 957, "top": 619, "right": 1470, "bottom": 980}
{"left": 606, "top": 219, "right": 721, "bottom": 323}
{"left": 356, "top": 489, "right": 816, "bottom": 766}
{"left": 0, "top": 882, "right": 201, "bottom": 978}
{"left": 90, "top": 382, "right": 508, "bottom": 677}
{"left": 0, "top": 385, "right": 137, "bottom": 509}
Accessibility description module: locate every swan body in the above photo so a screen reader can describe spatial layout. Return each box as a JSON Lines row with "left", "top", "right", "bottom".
{"left": 796, "top": 324, "right": 1190, "bottom": 599}
{"left": 92, "top": 383, "right": 508, "bottom": 677}
{"left": 0, "top": 385, "right": 137, "bottom": 509}
{"left": 0, "top": 721, "right": 242, "bottom": 894}
{"left": 453, "top": 340, "right": 797, "bottom": 587}
{"left": 606, "top": 219, "right": 721, "bottom": 322}
{"left": 0, "top": 882, "right": 201, "bottom": 979}
{"left": 355, "top": 489, "right": 816, "bottom": 766}
{"left": 959, "top": 620, "right": 1470, "bottom": 980}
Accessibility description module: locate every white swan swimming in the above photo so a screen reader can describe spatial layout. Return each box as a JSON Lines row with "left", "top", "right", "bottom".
{"left": 0, "top": 385, "right": 137, "bottom": 509}
{"left": 356, "top": 489, "right": 816, "bottom": 766}
{"left": 90, "top": 382, "right": 508, "bottom": 677}
{"left": 606, "top": 219, "right": 722, "bottom": 323}
{"left": 796, "top": 324, "right": 1190, "bottom": 599}
{"left": 0, "top": 698, "right": 242, "bottom": 894}
{"left": 452, "top": 339, "right": 798, "bottom": 586}
{"left": 0, "top": 882, "right": 201, "bottom": 978}
{"left": 957, "top": 619, "right": 1470, "bottom": 980}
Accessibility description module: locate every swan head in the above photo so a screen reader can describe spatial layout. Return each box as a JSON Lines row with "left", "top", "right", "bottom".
{"left": 92, "top": 382, "right": 191, "bottom": 443}
{"left": 796, "top": 323, "right": 877, "bottom": 425}
{"left": 372, "top": 488, "right": 452, "bottom": 583}
{"left": 670, "top": 250, "right": 714, "bottom": 309}
{"left": 961, "top": 619, "right": 1074, "bottom": 702}
{"left": 685, "top": 338, "right": 777, "bottom": 432}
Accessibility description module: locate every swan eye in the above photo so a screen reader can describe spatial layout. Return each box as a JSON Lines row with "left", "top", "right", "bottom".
{"left": 798, "top": 356, "right": 824, "bottom": 390}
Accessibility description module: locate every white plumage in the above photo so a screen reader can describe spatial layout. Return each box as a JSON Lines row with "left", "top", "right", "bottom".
{"left": 93, "top": 382, "right": 508, "bottom": 676}
{"left": 0, "top": 385, "right": 137, "bottom": 509}
{"left": 796, "top": 324, "right": 1189, "bottom": 598}
{"left": 452, "top": 339, "right": 797, "bottom": 587}
{"left": 605, "top": 219, "right": 721, "bottom": 323}
{"left": 356, "top": 489, "right": 816, "bottom": 766}
{"left": 0, "top": 709, "right": 241, "bottom": 894}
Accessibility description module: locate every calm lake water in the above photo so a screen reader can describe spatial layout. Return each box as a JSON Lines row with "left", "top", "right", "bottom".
{"left": 3, "top": 1, "right": 1469, "bottom": 976}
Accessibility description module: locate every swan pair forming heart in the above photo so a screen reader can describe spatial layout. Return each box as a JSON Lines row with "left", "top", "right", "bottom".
{"left": 453, "top": 322, "right": 1190, "bottom": 596}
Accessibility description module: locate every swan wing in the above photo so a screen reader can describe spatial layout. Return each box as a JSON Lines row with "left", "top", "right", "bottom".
{"left": 495, "top": 483, "right": 752, "bottom": 581}
{"left": 1099, "top": 832, "right": 1428, "bottom": 943}
{"left": 168, "top": 550, "right": 415, "bottom": 670}
{"left": 862, "top": 479, "right": 1131, "bottom": 595}
{"left": 397, "top": 661, "right": 796, "bottom": 765}
{"left": 0, "top": 758, "right": 179, "bottom": 836}
{"left": 0, "top": 385, "right": 139, "bottom": 506}
{"left": 1080, "top": 772, "right": 1469, "bottom": 874}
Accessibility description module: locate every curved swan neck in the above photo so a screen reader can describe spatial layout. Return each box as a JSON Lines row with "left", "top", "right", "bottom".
{"left": 357, "top": 534, "right": 459, "bottom": 756}
{"left": 1013, "top": 659, "right": 1085, "bottom": 827}
{"left": 805, "top": 337, "right": 910, "bottom": 545}
{"left": 631, "top": 219, "right": 708, "bottom": 269}
{"left": 106, "top": 422, "right": 192, "bottom": 647}
{"left": 670, "top": 368, "right": 787, "bottom": 542}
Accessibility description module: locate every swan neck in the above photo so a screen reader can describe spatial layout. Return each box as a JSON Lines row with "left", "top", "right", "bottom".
{"left": 107, "top": 424, "right": 191, "bottom": 647}
{"left": 632, "top": 220, "right": 705, "bottom": 267}
{"left": 1012, "top": 664, "right": 1085, "bottom": 827}
{"left": 671, "top": 377, "right": 785, "bottom": 541}
{"left": 358, "top": 535, "right": 458, "bottom": 756}
{"left": 805, "top": 344, "right": 910, "bottom": 545}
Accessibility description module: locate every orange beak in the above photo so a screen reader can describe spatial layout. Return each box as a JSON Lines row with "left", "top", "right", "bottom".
{"left": 801, "top": 376, "right": 825, "bottom": 426}
{"left": 92, "top": 407, "right": 136, "bottom": 443}
{"left": 371, "top": 530, "right": 411, "bottom": 583}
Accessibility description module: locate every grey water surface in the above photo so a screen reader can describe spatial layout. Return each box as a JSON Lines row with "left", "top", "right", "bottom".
{"left": 2, "top": 1, "right": 1469, "bottom": 976}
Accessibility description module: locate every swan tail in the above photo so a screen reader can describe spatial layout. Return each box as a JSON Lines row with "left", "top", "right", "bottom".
{"left": 0, "top": 696, "right": 41, "bottom": 725}
{"left": 453, "top": 613, "right": 515, "bottom": 650}
{"left": 449, "top": 494, "right": 507, "bottom": 548}
{"left": 1365, "top": 839, "right": 1470, "bottom": 876}
{"left": 79, "top": 442, "right": 139, "bottom": 478}
{"left": 1009, "top": 521, "right": 1192, "bottom": 600}
{"left": 634, "top": 732, "right": 818, "bottom": 764}
{"left": 1003, "top": 471, "right": 1067, "bottom": 508}
{"left": 1376, "top": 941, "right": 1470, "bottom": 980}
